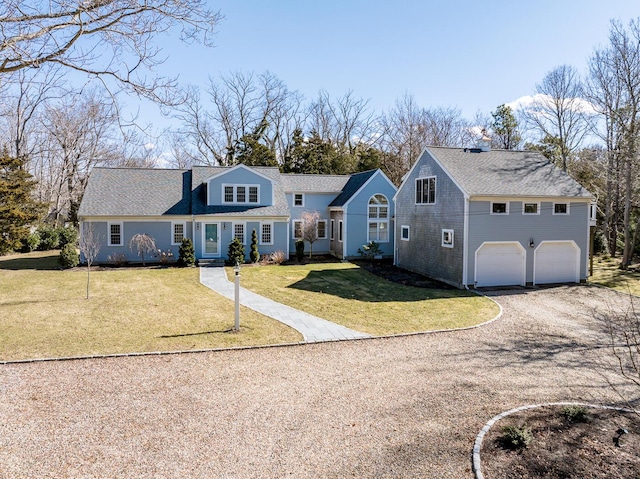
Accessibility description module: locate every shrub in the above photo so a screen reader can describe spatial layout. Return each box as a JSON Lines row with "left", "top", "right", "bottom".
{"left": 38, "top": 225, "right": 60, "bottom": 250}
{"left": 177, "top": 238, "right": 195, "bottom": 267}
{"left": 26, "top": 232, "right": 40, "bottom": 252}
{"left": 107, "top": 252, "right": 128, "bottom": 266}
{"left": 228, "top": 238, "right": 245, "bottom": 265}
{"left": 58, "top": 244, "right": 79, "bottom": 269}
{"left": 357, "top": 241, "right": 383, "bottom": 261}
{"left": 129, "top": 233, "right": 156, "bottom": 266}
{"left": 269, "top": 250, "right": 287, "bottom": 265}
{"left": 499, "top": 424, "right": 533, "bottom": 450}
{"left": 156, "top": 248, "right": 174, "bottom": 265}
{"left": 561, "top": 405, "right": 590, "bottom": 423}
{"left": 250, "top": 228, "right": 260, "bottom": 263}
{"left": 295, "top": 239, "right": 305, "bottom": 262}
{"left": 58, "top": 227, "right": 78, "bottom": 248}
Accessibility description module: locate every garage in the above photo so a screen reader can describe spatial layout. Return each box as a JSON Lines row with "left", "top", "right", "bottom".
{"left": 534, "top": 241, "right": 580, "bottom": 285}
{"left": 475, "top": 242, "right": 525, "bottom": 287}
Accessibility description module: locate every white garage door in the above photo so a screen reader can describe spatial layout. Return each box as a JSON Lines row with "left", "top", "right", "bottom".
{"left": 475, "top": 242, "right": 525, "bottom": 287}
{"left": 534, "top": 241, "right": 580, "bottom": 284}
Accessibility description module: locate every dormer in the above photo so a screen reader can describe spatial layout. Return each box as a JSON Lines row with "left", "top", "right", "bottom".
{"left": 204, "top": 164, "right": 275, "bottom": 206}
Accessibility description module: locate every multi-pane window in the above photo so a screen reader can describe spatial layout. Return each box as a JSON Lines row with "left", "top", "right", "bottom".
{"left": 401, "top": 225, "right": 410, "bottom": 241}
{"left": 108, "top": 223, "right": 122, "bottom": 246}
{"left": 223, "top": 185, "right": 259, "bottom": 204}
{"left": 294, "top": 193, "right": 304, "bottom": 207}
{"left": 172, "top": 223, "right": 185, "bottom": 244}
{"left": 261, "top": 223, "right": 273, "bottom": 245}
{"left": 442, "top": 229, "right": 454, "bottom": 248}
{"left": 523, "top": 203, "right": 539, "bottom": 214}
{"left": 416, "top": 177, "right": 436, "bottom": 204}
{"left": 491, "top": 202, "right": 509, "bottom": 214}
{"left": 234, "top": 223, "right": 245, "bottom": 243}
{"left": 317, "top": 220, "right": 327, "bottom": 239}
{"left": 368, "top": 194, "right": 389, "bottom": 242}
{"left": 554, "top": 203, "right": 569, "bottom": 215}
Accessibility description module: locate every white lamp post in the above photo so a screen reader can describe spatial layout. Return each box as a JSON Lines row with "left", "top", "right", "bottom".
{"left": 233, "top": 261, "right": 241, "bottom": 331}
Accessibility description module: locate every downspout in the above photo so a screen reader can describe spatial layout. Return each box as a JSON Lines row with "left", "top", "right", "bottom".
{"left": 462, "top": 195, "right": 470, "bottom": 289}
{"left": 286, "top": 218, "right": 290, "bottom": 259}
{"left": 343, "top": 206, "right": 348, "bottom": 260}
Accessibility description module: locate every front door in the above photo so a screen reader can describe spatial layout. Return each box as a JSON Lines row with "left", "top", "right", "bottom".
{"left": 203, "top": 223, "right": 220, "bottom": 257}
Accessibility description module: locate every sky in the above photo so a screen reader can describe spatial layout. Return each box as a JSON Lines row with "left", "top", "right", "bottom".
{"left": 133, "top": 0, "right": 640, "bottom": 133}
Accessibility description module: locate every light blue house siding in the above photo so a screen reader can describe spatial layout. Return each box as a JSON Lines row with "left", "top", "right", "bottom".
{"left": 84, "top": 220, "right": 193, "bottom": 264}
{"left": 287, "top": 193, "right": 337, "bottom": 255}
{"left": 206, "top": 168, "right": 273, "bottom": 206}
{"left": 466, "top": 200, "right": 590, "bottom": 284}
{"left": 341, "top": 173, "right": 397, "bottom": 259}
{"left": 394, "top": 158, "right": 466, "bottom": 286}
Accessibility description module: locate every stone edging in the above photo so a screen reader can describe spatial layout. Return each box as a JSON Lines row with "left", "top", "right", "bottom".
{"left": 472, "top": 401, "right": 638, "bottom": 479}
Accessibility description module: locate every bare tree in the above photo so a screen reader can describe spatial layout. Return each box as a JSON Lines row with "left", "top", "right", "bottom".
{"left": 521, "top": 65, "right": 591, "bottom": 171}
{"left": 300, "top": 211, "right": 320, "bottom": 258}
{"left": 79, "top": 222, "right": 100, "bottom": 299}
{"left": 0, "top": 1, "right": 221, "bottom": 103}
{"left": 129, "top": 233, "right": 156, "bottom": 266}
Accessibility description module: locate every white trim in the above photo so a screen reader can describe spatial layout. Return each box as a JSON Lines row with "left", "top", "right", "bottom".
{"left": 317, "top": 219, "right": 327, "bottom": 239}
{"left": 221, "top": 184, "right": 260, "bottom": 205}
{"left": 260, "top": 222, "right": 274, "bottom": 245}
{"left": 462, "top": 198, "right": 469, "bottom": 286}
{"left": 171, "top": 221, "right": 187, "bottom": 245}
{"left": 474, "top": 241, "right": 526, "bottom": 287}
{"left": 341, "top": 169, "right": 397, "bottom": 210}
{"left": 338, "top": 220, "right": 343, "bottom": 243}
{"left": 553, "top": 202, "right": 570, "bottom": 215}
{"left": 232, "top": 222, "right": 246, "bottom": 244}
{"left": 490, "top": 201, "right": 509, "bottom": 215}
{"left": 442, "top": 229, "right": 454, "bottom": 248}
{"left": 522, "top": 202, "right": 540, "bottom": 215}
{"left": 202, "top": 163, "right": 275, "bottom": 183}
{"left": 293, "top": 193, "right": 305, "bottom": 207}
{"left": 330, "top": 219, "right": 335, "bottom": 240}
{"left": 292, "top": 220, "right": 303, "bottom": 239}
{"left": 400, "top": 225, "right": 410, "bottom": 241}
{"left": 415, "top": 176, "right": 437, "bottom": 205}
{"left": 107, "top": 222, "right": 123, "bottom": 246}
{"left": 201, "top": 222, "right": 221, "bottom": 258}
{"left": 532, "top": 240, "right": 580, "bottom": 285}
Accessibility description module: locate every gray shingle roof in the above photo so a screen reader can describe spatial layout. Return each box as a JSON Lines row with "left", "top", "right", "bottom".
{"left": 78, "top": 168, "right": 191, "bottom": 216}
{"left": 280, "top": 174, "right": 350, "bottom": 193}
{"left": 328, "top": 170, "right": 377, "bottom": 207}
{"left": 426, "top": 147, "right": 593, "bottom": 198}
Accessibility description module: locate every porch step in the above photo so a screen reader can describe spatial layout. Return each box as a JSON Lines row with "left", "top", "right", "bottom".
{"left": 198, "top": 258, "right": 226, "bottom": 267}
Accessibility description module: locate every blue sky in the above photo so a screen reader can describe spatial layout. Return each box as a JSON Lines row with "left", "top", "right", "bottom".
{"left": 137, "top": 0, "right": 639, "bottom": 129}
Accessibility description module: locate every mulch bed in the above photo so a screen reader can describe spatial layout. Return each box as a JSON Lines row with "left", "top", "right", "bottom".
{"left": 480, "top": 406, "right": 640, "bottom": 478}
{"left": 352, "top": 259, "right": 454, "bottom": 289}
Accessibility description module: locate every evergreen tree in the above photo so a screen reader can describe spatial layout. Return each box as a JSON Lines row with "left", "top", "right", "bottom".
{"left": 228, "top": 238, "right": 245, "bottom": 265}
{"left": 0, "top": 151, "right": 44, "bottom": 254}
{"left": 491, "top": 104, "right": 522, "bottom": 150}
{"left": 250, "top": 228, "right": 260, "bottom": 263}
{"left": 177, "top": 238, "right": 196, "bottom": 266}
{"left": 235, "top": 119, "right": 277, "bottom": 166}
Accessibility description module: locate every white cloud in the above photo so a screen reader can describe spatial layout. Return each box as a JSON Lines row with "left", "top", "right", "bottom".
{"left": 507, "top": 94, "right": 597, "bottom": 115}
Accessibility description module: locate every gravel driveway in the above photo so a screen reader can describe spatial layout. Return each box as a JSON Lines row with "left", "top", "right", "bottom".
{"left": 1, "top": 284, "right": 638, "bottom": 478}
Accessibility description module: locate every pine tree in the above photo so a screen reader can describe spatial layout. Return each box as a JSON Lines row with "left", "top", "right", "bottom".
{"left": 0, "top": 151, "right": 44, "bottom": 254}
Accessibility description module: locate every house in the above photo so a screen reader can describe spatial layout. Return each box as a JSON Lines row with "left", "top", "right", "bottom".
{"left": 77, "top": 164, "right": 397, "bottom": 263}
{"left": 394, "top": 144, "right": 595, "bottom": 289}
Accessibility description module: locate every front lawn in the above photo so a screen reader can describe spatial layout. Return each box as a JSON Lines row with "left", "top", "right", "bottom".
{"left": 0, "top": 251, "right": 302, "bottom": 361}
{"left": 590, "top": 255, "right": 640, "bottom": 296}
{"left": 230, "top": 262, "right": 500, "bottom": 335}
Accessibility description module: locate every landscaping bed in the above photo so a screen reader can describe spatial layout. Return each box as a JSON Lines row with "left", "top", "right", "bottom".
{"left": 481, "top": 406, "right": 640, "bottom": 478}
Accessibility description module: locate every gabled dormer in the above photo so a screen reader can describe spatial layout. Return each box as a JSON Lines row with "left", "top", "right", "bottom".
{"left": 204, "top": 164, "right": 275, "bottom": 206}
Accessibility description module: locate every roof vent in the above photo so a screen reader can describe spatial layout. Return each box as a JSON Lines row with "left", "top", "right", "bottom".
{"left": 476, "top": 129, "right": 492, "bottom": 152}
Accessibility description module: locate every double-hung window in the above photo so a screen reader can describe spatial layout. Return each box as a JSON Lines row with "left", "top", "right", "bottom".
{"left": 317, "top": 220, "right": 327, "bottom": 239}
{"left": 108, "top": 222, "right": 123, "bottom": 246}
{"left": 416, "top": 177, "right": 436, "bottom": 204}
{"left": 223, "top": 185, "right": 259, "bottom": 204}
{"left": 368, "top": 194, "right": 389, "bottom": 242}
{"left": 172, "top": 222, "right": 186, "bottom": 245}
{"left": 553, "top": 202, "right": 569, "bottom": 215}
{"left": 293, "top": 220, "right": 303, "bottom": 239}
{"left": 234, "top": 223, "right": 245, "bottom": 244}
{"left": 294, "top": 193, "right": 304, "bottom": 207}
{"left": 260, "top": 223, "right": 273, "bottom": 245}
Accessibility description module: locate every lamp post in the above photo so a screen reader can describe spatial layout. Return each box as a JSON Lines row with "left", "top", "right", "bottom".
{"left": 234, "top": 261, "right": 241, "bottom": 331}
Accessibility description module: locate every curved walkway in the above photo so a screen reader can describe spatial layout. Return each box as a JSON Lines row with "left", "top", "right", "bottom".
{"left": 199, "top": 266, "right": 371, "bottom": 342}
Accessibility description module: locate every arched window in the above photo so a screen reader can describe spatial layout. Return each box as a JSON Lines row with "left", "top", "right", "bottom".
{"left": 368, "top": 194, "right": 389, "bottom": 243}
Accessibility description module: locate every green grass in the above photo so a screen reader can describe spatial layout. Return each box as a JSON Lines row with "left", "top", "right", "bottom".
{"left": 590, "top": 255, "right": 640, "bottom": 296}
{"left": 230, "top": 262, "right": 500, "bottom": 335}
{"left": 0, "top": 251, "right": 302, "bottom": 361}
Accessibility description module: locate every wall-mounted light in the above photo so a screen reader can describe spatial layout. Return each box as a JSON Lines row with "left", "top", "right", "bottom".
{"left": 196, "top": 222, "right": 200, "bottom": 231}
{"left": 223, "top": 222, "right": 226, "bottom": 230}
{"left": 529, "top": 238, "right": 535, "bottom": 248}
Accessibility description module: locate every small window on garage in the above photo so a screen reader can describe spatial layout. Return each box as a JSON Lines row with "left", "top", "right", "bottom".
{"left": 401, "top": 225, "right": 410, "bottom": 241}
{"left": 553, "top": 202, "right": 570, "bottom": 215}
{"left": 523, "top": 202, "right": 539, "bottom": 215}
{"left": 491, "top": 202, "right": 509, "bottom": 215}
{"left": 442, "top": 229, "right": 454, "bottom": 248}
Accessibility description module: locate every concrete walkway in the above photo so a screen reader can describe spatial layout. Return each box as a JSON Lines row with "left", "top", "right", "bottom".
{"left": 199, "top": 266, "right": 371, "bottom": 343}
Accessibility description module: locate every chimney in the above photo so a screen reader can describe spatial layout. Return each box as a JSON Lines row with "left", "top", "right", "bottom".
{"left": 477, "top": 129, "right": 491, "bottom": 152}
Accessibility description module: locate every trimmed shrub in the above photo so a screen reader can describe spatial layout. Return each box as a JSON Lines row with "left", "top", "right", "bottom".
{"left": 177, "top": 238, "right": 195, "bottom": 267}
{"left": 38, "top": 226, "right": 60, "bottom": 250}
{"left": 58, "top": 243, "right": 79, "bottom": 269}
{"left": 26, "top": 232, "right": 41, "bottom": 252}
{"left": 228, "top": 238, "right": 245, "bottom": 265}
{"left": 295, "top": 239, "right": 305, "bottom": 262}
{"left": 58, "top": 227, "right": 78, "bottom": 248}
{"left": 250, "top": 229, "right": 260, "bottom": 263}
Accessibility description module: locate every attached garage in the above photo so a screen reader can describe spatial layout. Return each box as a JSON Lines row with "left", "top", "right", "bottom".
{"left": 475, "top": 242, "right": 526, "bottom": 287}
{"left": 534, "top": 241, "right": 580, "bottom": 285}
